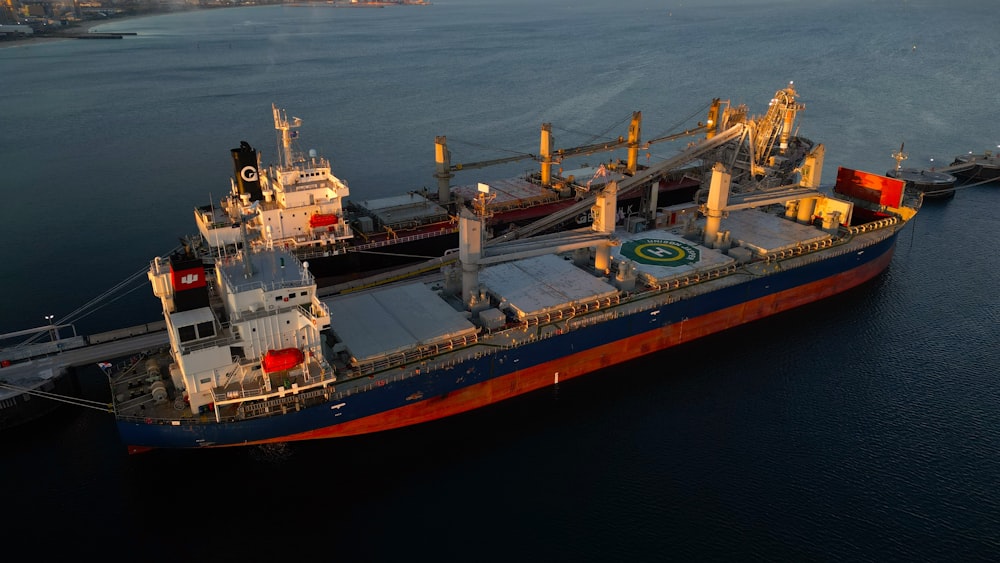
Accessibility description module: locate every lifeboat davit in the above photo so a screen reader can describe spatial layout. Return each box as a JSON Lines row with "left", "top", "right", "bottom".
{"left": 309, "top": 213, "right": 339, "bottom": 228}
{"left": 262, "top": 348, "right": 305, "bottom": 373}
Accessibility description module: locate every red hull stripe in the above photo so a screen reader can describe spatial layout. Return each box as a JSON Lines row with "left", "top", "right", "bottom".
{"left": 182, "top": 245, "right": 895, "bottom": 449}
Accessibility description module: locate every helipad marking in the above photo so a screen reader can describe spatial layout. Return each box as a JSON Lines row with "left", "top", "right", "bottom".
{"left": 620, "top": 238, "right": 700, "bottom": 266}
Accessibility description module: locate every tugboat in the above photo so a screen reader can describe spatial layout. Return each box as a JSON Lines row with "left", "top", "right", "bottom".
{"left": 887, "top": 143, "right": 955, "bottom": 200}
{"left": 949, "top": 149, "right": 1000, "bottom": 184}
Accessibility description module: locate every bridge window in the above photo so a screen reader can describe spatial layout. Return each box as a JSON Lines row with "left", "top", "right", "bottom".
{"left": 178, "top": 325, "right": 197, "bottom": 342}
{"left": 178, "top": 322, "right": 215, "bottom": 343}
{"left": 197, "top": 321, "right": 215, "bottom": 339}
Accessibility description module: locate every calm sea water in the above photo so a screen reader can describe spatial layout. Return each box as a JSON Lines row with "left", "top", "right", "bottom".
{"left": 2, "top": 1, "right": 999, "bottom": 560}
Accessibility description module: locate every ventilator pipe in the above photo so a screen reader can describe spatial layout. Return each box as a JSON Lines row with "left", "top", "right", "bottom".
{"left": 703, "top": 163, "right": 731, "bottom": 247}
{"left": 539, "top": 124, "right": 554, "bottom": 187}
{"left": 785, "top": 200, "right": 799, "bottom": 220}
{"left": 626, "top": 111, "right": 641, "bottom": 174}
{"left": 434, "top": 136, "right": 453, "bottom": 204}
{"left": 458, "top": 209, "right": 483, "bottom": 306}
{"left": 592, "top": 182, "right": 617, "bottom": 274}
{"left": 796, "top": 197, "right": 816, "bottom": 225}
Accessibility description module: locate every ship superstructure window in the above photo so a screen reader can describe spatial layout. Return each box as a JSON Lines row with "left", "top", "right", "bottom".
{"left": 178, "top": 325, "right": 196, "bottom": 342}
{"left": 197, "top": 321, "right": 215, "bottom": 339}
{"left": 171, "top": 308, "right": 216, "bottom": 344}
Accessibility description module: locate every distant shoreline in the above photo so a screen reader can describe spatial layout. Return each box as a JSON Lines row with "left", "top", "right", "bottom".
{"left": 0, "top": 1, "right": 430, "bottom": 48}
{"left": 0, "top": 16, "right": 142, "bottom": 48}
{"left": 0, "top": 10, "right": 201, "bottom": 49}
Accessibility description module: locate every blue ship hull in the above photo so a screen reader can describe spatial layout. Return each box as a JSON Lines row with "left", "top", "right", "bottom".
{"left": 117, "top": 229, "right": 901, "bottom": 451}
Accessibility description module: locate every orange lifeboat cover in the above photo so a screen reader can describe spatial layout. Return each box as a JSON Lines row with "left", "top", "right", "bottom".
{"left": 309, "top": 213, "right": 339, "bottom": 228}
{"left": 262, "top": 348, "right": 305, "bottom": 373}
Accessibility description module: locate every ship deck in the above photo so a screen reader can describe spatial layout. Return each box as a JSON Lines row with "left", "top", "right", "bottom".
{"left": 217, "top": 248, "right": 312, "bottom": 291}
{"left": 452, "top": 176, "right": 566, "bottom": 213}
{"left": 319, "top": 206, "right": 877, "bottom": 374}
{"left": 352, "top": 193, "right": 450, "bottom": 227}
{"left": 323, "top": 282, "right": 477, "bottom": 363}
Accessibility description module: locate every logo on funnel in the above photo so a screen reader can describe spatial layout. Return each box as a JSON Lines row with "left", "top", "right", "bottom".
{"left": 240, "top": 166, "right": 258, "bottom": 183}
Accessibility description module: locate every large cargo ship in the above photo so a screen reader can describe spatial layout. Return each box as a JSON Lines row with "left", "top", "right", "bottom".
{"left": 191, "top": 92, "right": 811, "bottom": 286}
{"left": 108, "top": 84, "right": 921, "bottom": 453}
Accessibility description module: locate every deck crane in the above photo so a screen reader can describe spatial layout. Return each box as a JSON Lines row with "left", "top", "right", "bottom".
{"left": 486, "top": 122, "right": 745, "bottom": 245}
{"left": 734, "top": 82, "right": 804, "bottom": 180}
{"left": 484, "top": 83, "right": 812, "bottom": 245}
{"left": 433, "top": 99, "right": 722, "bottom": 204}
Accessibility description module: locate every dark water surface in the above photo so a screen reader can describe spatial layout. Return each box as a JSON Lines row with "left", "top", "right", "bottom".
{"left": 2, "top": 1, "right": 998, "bottom": 560}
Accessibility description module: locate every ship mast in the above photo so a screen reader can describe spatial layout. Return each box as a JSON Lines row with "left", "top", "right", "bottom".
{"left": 272, "top": 104, "right": 302, "bottom": 169}
{"left": 892, "top": 143, "right": 908, "bottom": 173}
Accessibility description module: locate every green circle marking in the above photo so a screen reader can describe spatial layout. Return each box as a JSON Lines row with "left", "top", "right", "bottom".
{"left": 621, "top": 239, "right": 699, "bottom": 267}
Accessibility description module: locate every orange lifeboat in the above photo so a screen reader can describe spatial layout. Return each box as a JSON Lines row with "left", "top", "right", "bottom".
{"left": 262, "top": 348, "right": 305, "bottom": 373}
{"left": 309, "top": 213, "right": 339, "bottom": 228}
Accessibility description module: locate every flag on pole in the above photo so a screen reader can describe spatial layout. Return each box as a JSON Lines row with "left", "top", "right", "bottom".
{"left": 97, "top": 362, "right": 112, "bottom": 374}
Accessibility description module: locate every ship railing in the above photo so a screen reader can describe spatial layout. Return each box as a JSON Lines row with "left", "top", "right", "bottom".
{"left": 641, "top": 263, "right": 741, "bottom": 292}
{"left": 349, "top": 226, "right": 459, "bottom": 253}
{"left": 338, "top": 333, "right": 480, "bottom": 379}
{"left": 213, "top": 383, "right": 265, "bottom": 404}
{"left": 211, "top": 362, "right": 337, "bottom": 405}
{"left": 293, "top": 244, "right": 347, "bottom": 260}
{"left": 282, "top": 177, "right": 334, "bottom": 193}
{"left": 566, "top": 309, "right": 625, "bottom": 331}
{"left": 203, "top": 220, "right": 236, "bottom": 230}
{"left": 224, "top": 272, "right": 316, "bottom": 296}
{"left": 844, "top": 216, "right": 898, "bottom": 236}
{"left": 518, "top": 295, "right": 622, "bottom": 328}
{"left": 500, "top": 262, "right": 750, "bottom": 335}
{"left": 755, "top": 221, "right": 897, "bottom": 270}
{"left": 236, "top": 386, "right": 334, "bottom": 419}
{"left": 307, "top": 300, "right": 331, "bottom": 325}
{"left": 227, "top": 301, "right": 313, "bottom": 325}
{"left": 485, "top": 192, "right": 562, "bottom": 214}
{"left": 277, "top": 167, "right": 335, "bottom": 190}
{"left": 761, "top": 237, "right": 836, "bottom": 263}
{"left": 382, "top": 215, "right": 451, "bottom": 232}
{"left": 179, "top": 332, "right": 239, "bottom": 355}
{"left": 219, "top": 359, "right": 248, "bottom": 391}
